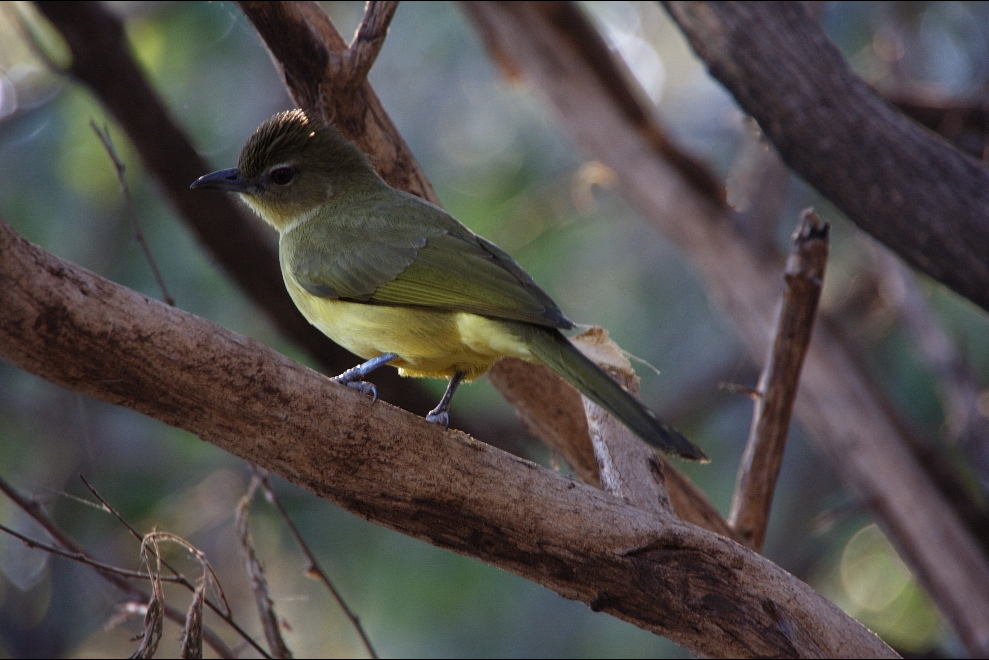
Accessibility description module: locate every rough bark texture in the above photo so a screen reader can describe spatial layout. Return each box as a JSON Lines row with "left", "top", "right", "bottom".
{"left": 664, "top": 1, "right": 989, "bottom": 315}
{"left": 0, "top": 218, "right": 895, "bottom": 658}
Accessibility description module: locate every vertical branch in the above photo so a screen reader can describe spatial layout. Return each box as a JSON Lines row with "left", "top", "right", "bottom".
{"left": 236, "top": 477, "right": 293, "bottom": 660}
{"left": 258, "top": 472, "right": 378, "bottom": 659}
{"left": 338, "top": 1, "right": 400, "bottom": 85}
{"left": 729, "top": 210, "right": 829, "bottom": 551}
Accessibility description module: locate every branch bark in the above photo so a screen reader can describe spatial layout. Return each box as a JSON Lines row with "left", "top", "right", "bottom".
{"left": 573, "top": 328, "right": 673, "bottom": 517}
{"left": 729, "top": 211, "right": 829, "bottom": 551}
{"left": 461, "top": 1, "right": 989, "bottom": 654}
{"left": 0, "top": 218, "right": 895, "bottom": 658}
{"left": 664, "top": 1, "right": 989, "bottom": 315}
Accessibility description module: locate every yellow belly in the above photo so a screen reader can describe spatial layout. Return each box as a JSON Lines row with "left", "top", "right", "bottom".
{"left": 284, "top": 272, "right": 533, "bottom": 380}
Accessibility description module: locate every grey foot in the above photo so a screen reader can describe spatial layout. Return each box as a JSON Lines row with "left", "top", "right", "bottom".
{"left": 424, "top": 370, "right": 465, "bottom": 429}
{"left": 333, "top": 377, "right": 378, "bottom": 404}
{"left": 425, "top": 409, "right": 450, "bottom": 428}
{"left": 331, "top": 353, "right": 398, "bottom": 405}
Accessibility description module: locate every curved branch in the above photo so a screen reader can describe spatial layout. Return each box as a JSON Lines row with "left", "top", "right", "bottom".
{"left": 664, "top": 1, "right": 989, "bottom": 315}
{"left": 0, "top": 218, "right": 894, "bottom": 658}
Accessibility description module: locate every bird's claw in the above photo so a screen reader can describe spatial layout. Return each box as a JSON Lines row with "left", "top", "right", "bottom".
{"left": 425, "top": 410, "right": 450, "bottom": 428}
{"left": 333, "top": 377, "right": 378, "bottom": 404}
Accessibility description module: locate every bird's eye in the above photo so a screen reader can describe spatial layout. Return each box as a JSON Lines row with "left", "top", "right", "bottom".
{"left": 269, "top": 166, "right": 295, "bottom": 186}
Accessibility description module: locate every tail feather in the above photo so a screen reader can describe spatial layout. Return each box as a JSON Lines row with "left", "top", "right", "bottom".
{"left": 517, "top": 324, "right": 708, "bottom": 462}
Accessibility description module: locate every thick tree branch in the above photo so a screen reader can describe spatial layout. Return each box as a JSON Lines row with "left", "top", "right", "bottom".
{"left": 0, "top": 218, "right": 894, "bottom": 658}
{"left": 664, "top": 1, "right": 989, "bottom": 315}
{"left": 461, "top": 2, "right": 989, "bottom": 654}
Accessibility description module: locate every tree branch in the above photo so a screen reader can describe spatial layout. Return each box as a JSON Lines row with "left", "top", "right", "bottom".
{"left": 0, "top": 217, "right": 894, "bottom": 657}
{"left": 237, "top": 0, "right": 437, "bottom": 201}
{"left": 460, "top": 1, "right": 989, "bottom": 654}
{"left": 573, "top": 329, "right": 673, "bottom": 516}
{"left": 729, "top": 210, "right": 829, "bottom": 551}
{"left": 664, "top": 1, "right": 989, "bottom": 315}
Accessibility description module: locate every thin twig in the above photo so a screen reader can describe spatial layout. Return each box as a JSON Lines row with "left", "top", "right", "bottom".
{"left": 90, "top": 121, "right": 175, "bottom": 306}
{"left": 76, "top": 476, "right": 269, "bottom": 656}
{"left": 180, "top": 576, "right": 206, "bottom": 660}
{"left": 141, "top": 531, "right": 231, "bottom": 618}
{"left": 133, "top": 535, "right": 165, "bottom": 659}
{"left": 728, "top": 210, "right": 829, "bottom": 551}
{"left": 139, "top": 531, "right": 219, "bottom": 660}
{"left": 338, "top": 1, "right": 399, "bottom": 85}
{"left": 0, "top": 479, "right": 234, "bottom": 657}
{"left": 81, "top": 477, "right": 234, "bottom": 619}
{"left": 81, "top": 476, "right": 187, "bottom": 576}
{"left": 0, "top": 523, "right": 182, "bottom": 582}
{"left": 237, "top": 475, "right": 294, "bottom": 659}
{"left": 258, "top": 471, "right": 379, "bottom": 659}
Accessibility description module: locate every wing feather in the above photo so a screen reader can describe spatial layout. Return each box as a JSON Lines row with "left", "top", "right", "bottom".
{"left": 283, "top": 194, "right": 573, "bottom": 330}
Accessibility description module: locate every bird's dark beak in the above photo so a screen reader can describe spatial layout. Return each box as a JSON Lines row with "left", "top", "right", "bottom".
{"left": 190, "top": 168, "right": 252, "bottom": 193}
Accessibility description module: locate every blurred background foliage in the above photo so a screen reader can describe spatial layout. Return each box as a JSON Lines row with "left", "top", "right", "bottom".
{"left": 0, "top": 1, "right": 987, "bottom": 657}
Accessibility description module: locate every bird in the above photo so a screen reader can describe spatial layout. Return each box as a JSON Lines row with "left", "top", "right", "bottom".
{"left": 191, "top": 109, "right": 707, "bottom": 461}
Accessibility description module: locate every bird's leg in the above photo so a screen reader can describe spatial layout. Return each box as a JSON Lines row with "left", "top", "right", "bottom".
{"left": 425, "top": 371, "right": 466, "bottom": 428}
{"left": 331, "top": 353, "right": 398, "bottom": 404}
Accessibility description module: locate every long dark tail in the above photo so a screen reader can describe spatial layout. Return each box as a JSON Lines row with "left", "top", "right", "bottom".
{"left": 515, "top": 324, "right": 708, "bottom": 462}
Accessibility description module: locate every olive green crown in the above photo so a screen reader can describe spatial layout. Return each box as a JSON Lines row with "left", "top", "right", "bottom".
{"left": 237, "top": 109, "right": 374, "bottom": 182}
{"left": 238, "top": 109, "right": 319, "bottom": 179}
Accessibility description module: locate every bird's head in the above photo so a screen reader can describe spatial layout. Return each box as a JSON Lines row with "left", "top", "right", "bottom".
{"left": 191, "top": 109, "right": 377, "bottom": 231}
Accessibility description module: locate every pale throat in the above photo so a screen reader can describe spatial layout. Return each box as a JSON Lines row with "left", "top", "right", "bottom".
{"left": 237, "top": 193, "right": 321, "bottom": 235}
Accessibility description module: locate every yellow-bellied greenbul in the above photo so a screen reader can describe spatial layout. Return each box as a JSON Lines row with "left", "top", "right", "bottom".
{"left": 192, "top": 110, "right": 706, "bottom": 461}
